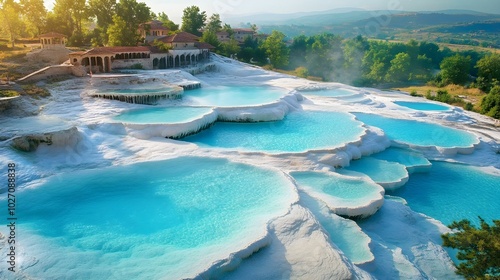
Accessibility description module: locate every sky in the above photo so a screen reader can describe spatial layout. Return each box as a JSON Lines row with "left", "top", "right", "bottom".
{"left": 44, "top": 0, "right": 500, "bottom": 22}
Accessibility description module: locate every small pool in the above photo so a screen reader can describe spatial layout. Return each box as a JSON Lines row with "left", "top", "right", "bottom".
{"left": 292, "top": 171, "right": 384, "bottom": 216}
{"left": 354, "top": 113, "right": 478, "bottom": 149}
{"left": 114, "top": 107, "right": 213, "bottom": 124}
{"left": 300, "top": 88, "right": 358, "bottom": 98}
{"left": 371, "top": 147, "right": 431, "bottom": 173}
{"left": 389, "top": 161, "right": 500, "bottom": 226}
{"left": 183, "top": 86, "right": 287, "bottom": 107}
{"left": 299, "top": 191, "right": 374, "bottom": 264}
{"left": 394, "top": 101, "right": 450, "bottom": 111}
{"left": 183, "top": 111, "right": 366, "bottom": 153}
{"left": 13, "top": 157, "right": 297, "bottom": 279}
{"left": 340, "top": 157, "right": 409, "bottom": 190}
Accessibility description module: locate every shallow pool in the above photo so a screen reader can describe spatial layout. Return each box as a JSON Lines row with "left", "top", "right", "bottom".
{"left": 354, "top": 113, "right": 478, "bottom": 148}
{"left": 389, "top": 161, "right": 500, "bottom": 226}
{"left": 183, "top": 111, "right": 366, "bottom": 153}
{"left": 394, "top": 101, "right": 450, "bottom": 111}
{"left": 114, "top": 107, "right": 213, "bottom": 124}
{"left": 292, "top": 171, "right": 383, "bottom": 207}
{"left": 182, "top": 86, "right": 287, "bottom": 107}
{"left": 14, "top": 157, "right": 296, "bottom": 279}
{"left": 340, "top": 157, "right": 409, "bottom": 190}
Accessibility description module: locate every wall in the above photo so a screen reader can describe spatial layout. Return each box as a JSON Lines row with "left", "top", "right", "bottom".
{"left": 112, "top": 59, "right": 153, "bottom": 70}
{"left": 17, "top": 65, "right": 74, "bottom": 83}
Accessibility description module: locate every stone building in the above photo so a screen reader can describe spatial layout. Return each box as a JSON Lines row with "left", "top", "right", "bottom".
{"left": 68, "top": 32, "right": 214, "bottom": 73}
{"left": 39, "top": 32, "right": 67, "bottom": 49}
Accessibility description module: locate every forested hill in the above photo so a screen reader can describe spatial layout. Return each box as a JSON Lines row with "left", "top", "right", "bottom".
{"left": 253, "top": 11, "right": 500, "bottom": 47}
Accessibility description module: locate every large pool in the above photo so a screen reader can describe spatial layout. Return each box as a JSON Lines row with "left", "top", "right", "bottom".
{"left": 394, "top": 101, "right": 450, "bottom": 111}
{"left": 114, "top": 107, "right": 213, "bottom": 124}
{"left": 183, "top": 86, "right": 287, "bottom": 107}
{"left": 183, "top": 110, "right": 366, "bottom": 153}
{"left": 14, "top": 157, "right": 297, "bottom": 279}
{"left": 389, "top": 161, "right": 500, "bottom": 226}
{"left": 354, "top": 113, "right": 478, "bottom": 149}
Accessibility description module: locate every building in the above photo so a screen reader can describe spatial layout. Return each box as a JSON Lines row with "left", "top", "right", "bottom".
{"left": 138, "top": 20, "right": 170, "bottom": 44}
{"left": 39, "top": 32, "right": 67, "bottom": 49}
{"left": 69, "top": 32, "right": 214, "bottom": 73}
{"left": 216, "top": 28, "right": 257, "bottom": 44}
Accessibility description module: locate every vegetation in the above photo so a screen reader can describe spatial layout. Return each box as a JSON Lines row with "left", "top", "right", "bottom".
{"left": 181, "top": 6, "right": 206, "bottom": 36}
{"left": 21, "top": 84, "right": 50, "bottom": 97}
{"left": 442, "top": 218, "right": 500, "bottom": 279}
{"left": 0, "top": 89, "right": 20, "bottom": 97}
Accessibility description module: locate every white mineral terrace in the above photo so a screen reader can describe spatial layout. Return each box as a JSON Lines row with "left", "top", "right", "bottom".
{"left": 0, "top": 54, "right": 498, "bottom": 280}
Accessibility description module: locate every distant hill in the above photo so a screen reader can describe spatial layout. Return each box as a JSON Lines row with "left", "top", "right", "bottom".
{"left": 223, "top": 8, "right": 365, "bottom": 25}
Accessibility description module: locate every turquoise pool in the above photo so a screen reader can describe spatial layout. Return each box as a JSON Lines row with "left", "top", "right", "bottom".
{"left": 14, "top": 157, "right": 296, "bottom": 279}
{"left": 183, "top": 111, "right": 366, "bottom": 153}
{"left": 354, "top": 113, "right": 478, "bottom": 148}
{"left": 340, "top": 157, "right": 409, "bottom": 190}
{"left": 292, "top": 171, "right": 383, "bottom": 207}
{"left": 394, "top": 101, "right": 450, "bottom": 111}
{"left": 389, "top": 161, "right": 500, "bottom": 226}
{"left": 183, "top": 86, "right": 287, "bottom": 107}
{"left": 114, "top": 107, "right": 213, "bottom": 124}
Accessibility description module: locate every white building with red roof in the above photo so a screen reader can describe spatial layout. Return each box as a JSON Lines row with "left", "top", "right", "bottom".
{"left": 69, "top": 32, "right": 214, "bottom": 73}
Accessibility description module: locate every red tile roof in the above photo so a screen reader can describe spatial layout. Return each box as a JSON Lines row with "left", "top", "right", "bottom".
{"left": 39, "top": 32, "right": 67, "bottom": 38}
{"left": 139, "top": 20, "right": 169, "bottom": 31}
{"left": 195, "top": 42, "right": 216, "bottom": 49}
{"left": 85, "top": 46, "right": 152, "bottom": 55}
{"left": 157, "top": 32, "right": 199, "bottom": 43}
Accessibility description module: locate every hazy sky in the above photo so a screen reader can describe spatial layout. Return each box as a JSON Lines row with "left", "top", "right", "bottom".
{"left": 44, "top": 0, "right": 500, "bottom": 22}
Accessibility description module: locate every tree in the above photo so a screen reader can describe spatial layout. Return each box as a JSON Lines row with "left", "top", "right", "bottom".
{"left": 262, "top": 30, "right": 289, "bottom": 68}
{"left": 0, "top": 0, "right": 24, "bottom": 47}
{"left": 181, "top": 6, "right": 206, "bottom": 36}
{"left": 440, "top": 54, "right": 472, "bottom": 85}
{"left": 107, "top": 0, "right": 150, "bottom": 46}
{"left": 107, "top": 15, "right": 135, "bottom": 46}
{"left": 442, "top": 218, "right": 500, "bottom": 279}
{"left": 477, "top": 53, "right": 500, "bottom": 92}
{"left": 19, "top": 0, "right": 47, "bottom": 37}
{"left": 386, "top": 52, "right": 411, "bottom": 82}
{"left": 220, "top": 38, "right": 240, "bottom": 57}
{"left": 88, "top": 0, "right": 116, "bottom": 44}
{"left": 200, "top": 30, "right": 219, "bottom": 50}
{"left": 205, "top": 13, "right": 222, "bottom": 33}
{"left": 481, "top": 85, "right": 500, "bottom": 119}
{"left": 157, "top": 12, "right": 178, "bottom": 31}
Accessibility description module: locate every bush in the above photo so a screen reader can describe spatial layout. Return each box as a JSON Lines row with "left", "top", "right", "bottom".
{"left": 130, "top": 63, "right": 144, "bottom": 69}
{"left": 442, "top": 218, "right": 500, "bottom": 279}
{"left": 295, "top": 67, "right": 309, "bottom": 78}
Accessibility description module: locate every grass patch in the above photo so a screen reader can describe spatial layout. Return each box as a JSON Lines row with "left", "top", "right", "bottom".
{"left": 395, "top": 84, "right": 486, "bottom": 111}
{"left": 0, "top": 90, "right": 20, "bottom": 98}
{"left": 21, "top": 85, "right": 50, "bottom": 97}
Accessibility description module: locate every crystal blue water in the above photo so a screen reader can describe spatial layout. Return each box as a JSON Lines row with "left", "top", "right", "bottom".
{"left": 182, "top": 86, "right": 286, "bottom": 107}
{"left": 292, "top": 171, "right": 383, "bottom": 206}
{"left": 394, "top": 101, "right": 450, "bottom": 111}
{"left": 13, "top": 157, "right": 296, "bottom": 279}
{"left": 340, "top": 157, "right": 408, "bottom": 186}
{"left": 299, "top": 191, "right": 374, "bottom": 264}
{"left": 183, "top": 111, "right": 366, "bottom": 153}
{"left": 389, "top": 161, "right": 500, "bottom": 226}
{"left": 114, "top": 107, "right": 213, "bottom": 124}
{"left": 354, "top": 113, "right": 478, "bottom": 148}
{"left": 300, "top": 88, "right": 357, "bottom": 97}
{"left": 371, "top": 147, "right": 431, "bottom": 172}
